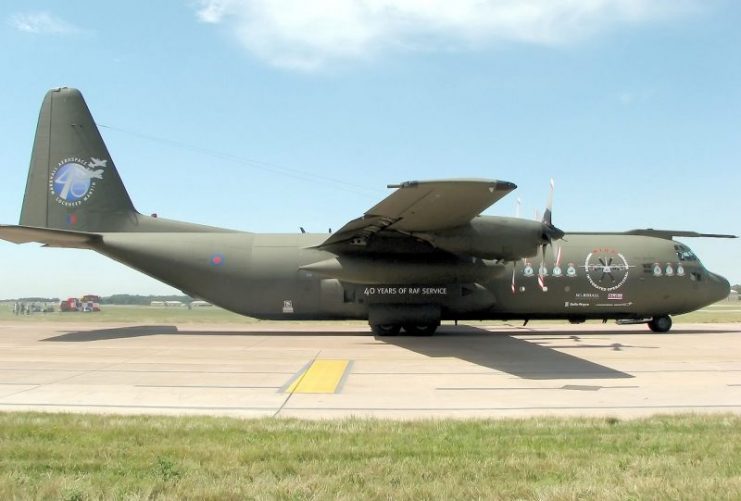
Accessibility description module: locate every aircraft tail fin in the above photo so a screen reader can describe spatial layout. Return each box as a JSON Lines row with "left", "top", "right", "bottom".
{"left": 20, "top": 87, "right": 137, "bottom": 232}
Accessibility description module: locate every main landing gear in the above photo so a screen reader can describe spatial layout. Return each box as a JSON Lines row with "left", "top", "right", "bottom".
{"left": 648, "top": 315, "right": 672, "bottom": 333}
{"left": 370, "top": 323, "right": 438, "bottom": 336}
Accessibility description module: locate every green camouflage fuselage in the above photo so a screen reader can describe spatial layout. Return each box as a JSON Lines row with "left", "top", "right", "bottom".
{"left": 96, "top": 220, "right": 728, "bottom": 321}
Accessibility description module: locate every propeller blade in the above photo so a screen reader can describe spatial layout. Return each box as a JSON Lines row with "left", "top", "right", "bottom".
{"left": 538, "top": 243, "right": 547, "bottom": 291}
{"left": 543, "top": 178, "right": 555, "bottom": 225}
{"left": 540, "top": 178, "right": 564, "bottom": 243}
{"left": 511, "top": 264, "right": 516, "bottom": 294}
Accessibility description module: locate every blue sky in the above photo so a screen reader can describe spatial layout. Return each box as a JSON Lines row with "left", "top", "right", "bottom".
{"left": 0, "top": 0, "right": 739, "bottom": 298}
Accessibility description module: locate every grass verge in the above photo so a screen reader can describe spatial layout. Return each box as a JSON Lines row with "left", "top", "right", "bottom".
{"left": 0, "top": 413, "right": 739, "bottom": 499}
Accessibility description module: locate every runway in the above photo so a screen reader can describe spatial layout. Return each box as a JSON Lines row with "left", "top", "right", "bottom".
{"left": 0, "top": 321, "right": 739, "bottom": 419}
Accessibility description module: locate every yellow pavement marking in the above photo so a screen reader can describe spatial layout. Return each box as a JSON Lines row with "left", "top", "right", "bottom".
{"left": 286, "top": 359, "right": 350, "bottom": 394}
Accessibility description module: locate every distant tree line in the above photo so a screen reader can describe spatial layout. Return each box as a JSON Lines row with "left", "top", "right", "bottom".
{"left": 101, "top": 294, "right": 194, "bottom": 305}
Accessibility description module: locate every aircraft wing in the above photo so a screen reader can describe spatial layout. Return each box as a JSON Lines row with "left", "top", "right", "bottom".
{"left": 0, "top": 225, "right": 101, "bottom": 248}
{"left": 569, "top": 229, "right": 738, "bottom": 240}
{"left": 623, "top": 229, "right": 738, "bottom": 239}
{"left": 318, "top": 179, "right": 516, "bottom": 251}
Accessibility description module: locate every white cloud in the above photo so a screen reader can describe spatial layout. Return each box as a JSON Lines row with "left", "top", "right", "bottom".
{"left": 9, "top": 11, "right": 81, "bottom": 35}
{"left": 194, "top": 0, "right": 700, "bottom": 71}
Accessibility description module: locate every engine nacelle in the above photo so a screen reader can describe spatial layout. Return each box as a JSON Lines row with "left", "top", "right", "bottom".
{"left": 415, "top": 216, "right": 546, "bottom": 261}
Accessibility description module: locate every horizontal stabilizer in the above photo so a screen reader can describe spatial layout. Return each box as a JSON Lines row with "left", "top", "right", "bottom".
{"left": 0, "top": 225, "right": 100, "bottom": 248}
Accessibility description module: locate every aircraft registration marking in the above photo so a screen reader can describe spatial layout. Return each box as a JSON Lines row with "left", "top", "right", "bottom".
{"left": 285, "top": 359, "right": 351, "bottom": 394}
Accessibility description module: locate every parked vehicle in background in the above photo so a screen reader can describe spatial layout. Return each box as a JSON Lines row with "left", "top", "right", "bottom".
{"left": 60, "top": 297, "right": 81, "bottom": 312}
{"left": 60, "top": 295, "right": 101, "bottom": 312}
{"left": 81, "top": 295, "right": 101, "bottom": 312}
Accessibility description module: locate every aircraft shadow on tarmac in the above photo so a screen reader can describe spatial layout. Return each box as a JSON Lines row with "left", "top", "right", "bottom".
{"left": 379, "top": 326, "right": 635, "bottom": 380}
{"left": 42, "top": 325, "right": 180, "bottom": 341}
{"left": 41, "top": 325, "right": 364, "bottom": 342}
{"left": 41, "top": 324, "right": 639, "bottom": 380}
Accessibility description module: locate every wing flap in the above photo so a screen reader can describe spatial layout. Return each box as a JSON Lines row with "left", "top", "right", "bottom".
{"left": 0, "top": 225, "right": 101, "bottom": 248}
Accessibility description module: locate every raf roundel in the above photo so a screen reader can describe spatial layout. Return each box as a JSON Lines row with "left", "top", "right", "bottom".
{"left": 210, "top": 254, "right": 225, "bottom": 266}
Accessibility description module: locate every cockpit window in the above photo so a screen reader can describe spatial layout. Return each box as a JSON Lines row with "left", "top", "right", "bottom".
{"left": 674, "top": 244, "right": 698, "bottom": 262}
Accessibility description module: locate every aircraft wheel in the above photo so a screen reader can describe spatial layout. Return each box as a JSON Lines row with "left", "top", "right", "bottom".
{"left": 402, "top": 323, "right": 437, "bottom": 336}
{"left": 371, "top": 323, "right": 400, "bottom": 336}
{"left": 648, "top": 315, "right": 672, "bottom": 333}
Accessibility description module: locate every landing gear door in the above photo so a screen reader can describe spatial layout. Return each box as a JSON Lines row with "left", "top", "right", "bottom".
{"left": 320, "top": 278, "right": 345, "bottom": 314}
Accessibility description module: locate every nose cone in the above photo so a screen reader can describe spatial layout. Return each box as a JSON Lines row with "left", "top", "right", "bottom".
{"left": 707, "top": 272, "right": 731, "bottom": 304}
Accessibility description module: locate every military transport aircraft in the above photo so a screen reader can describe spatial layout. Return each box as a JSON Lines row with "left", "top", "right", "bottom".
{"left": 0, "top": 88, "right": 735, "bottom": 335}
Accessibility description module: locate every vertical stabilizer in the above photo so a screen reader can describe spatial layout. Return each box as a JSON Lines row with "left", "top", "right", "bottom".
{"left": 20, "top": 87, "right": 137, "bottom": 231}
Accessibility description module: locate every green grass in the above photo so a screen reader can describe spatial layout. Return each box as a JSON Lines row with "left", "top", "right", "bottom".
{"left": 0, "top": 413, "right": 738, "bottom": 500}
{"left": 674, "top": 301, "right": 741, "bottom": 323}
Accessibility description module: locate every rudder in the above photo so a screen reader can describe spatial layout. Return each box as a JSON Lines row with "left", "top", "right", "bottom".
{"left": 20, "top": 87, "right": 137, "bottom": 232}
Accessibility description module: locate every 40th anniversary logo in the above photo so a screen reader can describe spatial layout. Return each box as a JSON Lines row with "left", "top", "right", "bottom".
{"left": 49, "top": 157, "right": 107, "bottom": 207}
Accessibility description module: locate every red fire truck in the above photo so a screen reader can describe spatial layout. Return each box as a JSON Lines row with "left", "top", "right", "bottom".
{"left": 60, "top": 295, "right": 101, "bottom": 312}
{"left": 59, "top": 297, "right": 81, "bottom": 312}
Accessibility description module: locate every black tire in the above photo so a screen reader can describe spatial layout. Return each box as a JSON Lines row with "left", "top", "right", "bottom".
{"left": 402, "top": 323, "right": 437, "bottom": 336}
{"left": 648, "top": 315, "right": 672, "bottom": 333}
{"left": 371, "top": 323, "right": 400, "bottom": 336}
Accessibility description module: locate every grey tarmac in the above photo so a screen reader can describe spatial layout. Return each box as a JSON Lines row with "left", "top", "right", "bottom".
{"left": 0, "top": 321, "right": 739, "bottom": 419}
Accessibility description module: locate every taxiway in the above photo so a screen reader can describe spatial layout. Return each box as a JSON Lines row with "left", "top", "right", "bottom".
{"left": 0, "top": 321, "right": 739, "bottom": 419}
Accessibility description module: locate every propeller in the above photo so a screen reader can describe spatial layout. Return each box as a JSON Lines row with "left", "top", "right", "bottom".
{"left": 541, "top": 178, "right": 565, "bottom": 243}
{"left": 511, "top": 181, "right": 564, "bottom": 294}
{"left": 537, "top": 179, "right": 565, "bottom": 292}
